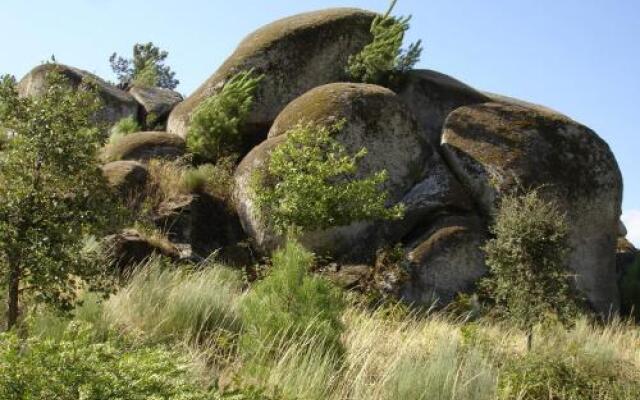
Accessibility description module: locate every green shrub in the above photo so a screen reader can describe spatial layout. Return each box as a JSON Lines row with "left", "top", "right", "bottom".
{"left": 480, "top": 189, "right": 578, "bottom": 345}
{"left": 497, "top": 349, "right": 640, "bottom": 400}
{"left": 251, "top": 120, "right": 404, "bottom": 234}
{"left": 0, "top": 322, "right": 211, "bottom": 399}
{"left": 109, "top": 115, "right": 141, "bottom": 144}
{"left": 187, "top": 70, "right": 263, "bottom": 161}
{"left": 0, "top": 126, "right": 10, "bottom": 150}
{"left": 240, "top": 239, "right": 345, "bottom": 357}
{"left": 621, "top": 256, "right": 640, "bottom": 320}
{"left": 181, "top": 158, "right": 235, "bottom": 200}
{"left": 346, "top": 0, "right": 422, "bottom": 86}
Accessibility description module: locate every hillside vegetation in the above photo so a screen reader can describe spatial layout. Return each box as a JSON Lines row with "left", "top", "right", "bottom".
{"left": 1, "top": 1, "right": 639, "bottom": 399}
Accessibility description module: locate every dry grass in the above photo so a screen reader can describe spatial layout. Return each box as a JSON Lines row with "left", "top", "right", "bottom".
{"left": 43, "top": 248, "right": 638, "bottom": 400}
{"left": 142, "top": 157, "right": 235, "bottom": 213}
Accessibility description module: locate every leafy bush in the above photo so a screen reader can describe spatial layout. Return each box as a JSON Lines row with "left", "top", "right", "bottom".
{"left": 251, "top": 120, "right": 404, "bottom": 234}
{"left": 187, "top": 70, "right": 263, "bottom": 162}
{"left": 346, "top": 0, "right": 422, "bottom": 86}
{"left": 0, "top": 322, "right": 211, "bottom": 399}
{"left": 480, "top": 189, "right": 578, "bottom": 344}
{"left": 497, "top": 349, "right": 640, "bottom": 400}
{"left": 109, "top": 115, "right": 141, "bottom": 144}
{"left": 240, "top": 239, "right": 345, "bottom": 356}
{"left": 110, "top": 42, "right": 179, "bottom": 89}
{"left": 621, "top": 256, "right": 640, "bottom": 320}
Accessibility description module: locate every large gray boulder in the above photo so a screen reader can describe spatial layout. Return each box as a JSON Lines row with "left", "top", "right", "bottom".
{"left": 441, "top": 102, "right": 623, "bottom": 314}
{"left": 102, "top": 131, "right": 185, "bottom": 162}
{"left": 18, "top": 63, "right": 138, "bottom": 130}
{"left": 101, "top": 160, "right": 148, "bottom": 196}
{"left": 168, "top": 8, "right": 376, "bottom": 152}
{"left": 128, "top": 85, "right": 183, "bottom": 129}
{"left": 401, "top": 215, "right": 487, "bottom": 305}
{"left": 234, "top": 83, "right": 431, "bottom": 260}
{"left": 397, "top": 69, "right": 490, "bottom": 145}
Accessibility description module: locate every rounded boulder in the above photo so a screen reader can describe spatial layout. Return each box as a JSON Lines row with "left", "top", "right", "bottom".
{"left": 18, "top": 63, "right": 138, "bottom": 130}
{"left": 234, "top": 82, "right": 430, "bottom": 259}
{"left": 168, "top": 8, "right": 376, "bottom": 152}
{"left": 101, "top": 160, "right": 148, "bottom": 195}
{"left": 102, "top": 131, "right": 185, "bottom": 162}
{"left": 442, "top": 102, "right": 623, "bottom": 314}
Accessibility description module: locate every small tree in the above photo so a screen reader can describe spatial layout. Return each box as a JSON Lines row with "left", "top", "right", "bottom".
{"left": 0, "top": 71, "right": 123, "bottom": 330}
{"left": 251, "top": 120, "right": 404, "bottom": 234}
{"left": 240, "top": 239, "right": 345, "bottom": 357}
{"left": 346, "top": 0, "right": 423, "bottom": 87}
{"left": 186, "top": 70, "right": 263, "bottom": 162}
{"left": 480, "top": 189, "right": 578, "bottom": 349}
{"left": 110, "top": 42, "right": 179, "bottom": 89}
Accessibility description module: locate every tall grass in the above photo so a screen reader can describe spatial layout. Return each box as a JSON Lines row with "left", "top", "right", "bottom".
{"left": 103, "top": 257, "right": 244, "bottom": 343}
{"left": 238, "top": 307, "right": 499, "bottom": 400}
{"left": 25, "top": 240, "right": 639, "bottom": 399}
{"left": 144, "top": 158, "right": 235, "bottom": 212}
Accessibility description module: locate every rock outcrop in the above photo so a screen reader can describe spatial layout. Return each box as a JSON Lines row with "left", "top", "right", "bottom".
{"left": 18, "top": 63, "right": 138, "bottom": 130}
{"left": 103, "top": 229, "right": 182, "bottom": 272}
{"left": 17, "top": 8, "right": 625, "bottom": 314}
{"left": 102, "top": 131, "right": 185, "bottom": 162}
{"left": 167, "top": 8, "right": 376, "bottom": 153}
{"left": 235, "top": 82, "right": 430, "bottom": 259}
{"left": 101, "top": 160, "right": 148, "bottom": 196}
{"left": 397, "top": 69, "right": 490, "bottom": 145}
{"left": 401, "top": 215, "right": 487, "bottom": 305}
{"left": 153, "top": 193, "right": 245, "bottom": 258}
{"left": 442, "top": 102, "right": 623, "bottom": 313}
{"left": 129, "top": 85, "right": 183, "bottom": 129}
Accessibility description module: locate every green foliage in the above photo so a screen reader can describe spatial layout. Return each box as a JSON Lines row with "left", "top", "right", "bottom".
{"left": 110, "top": 42, "right": 179, "bottom": 89}
{"left": 186, "top": 70, "right": 263, "bottom": 161}
{"left": 112, "top": 115, "right": 141, "bottom": 135}
{"left": 240, "top": 239, "right": 345, "bottom": 357}
{"left": 480, "top": 189, "right": 578, "bottom": 332}
{"left": 346, "top": 0, "right": 422, "bottom": 86}
{"left": 132, "top": 59, "right": 160, "bottom": 87}
{"left": 0, "top": 71, "right": 124, "bottom": 328}
{"left": 181, "top": 158, "right": 235, "bottom": 200}
{"left": 0, "top": 322, "right": 211, "bottom": 399}
{"left": 182, "top": 166, "right": 210, "bottom": 193}
{"left": 0, "top": 126, "right": 10, "bottom": 151}
{"left": 497, "top": 349, "right": 640, "bottom": 400}
{"left": 621, "top": 256, "right": 640, "bottom": 320}
{"left": 252, "top": 120, "right": 404, "bottom": 234}
{"left": 109, "top": 115, "right": 141, "bottom": 144}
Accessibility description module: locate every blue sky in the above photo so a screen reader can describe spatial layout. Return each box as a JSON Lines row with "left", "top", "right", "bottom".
{"left": 2, "top": 0, "right": 639, "bottom": 243}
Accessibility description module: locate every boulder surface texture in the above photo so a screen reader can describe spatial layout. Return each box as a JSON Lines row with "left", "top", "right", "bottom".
{"left": 24, "top": 7, "right": 623, "bottom": 313}
{"left": 442, "top": 102, "right": 623, "bottom": 313}
{"left": 168, "top": 8, "right": 376, "bottom": 153}
{"left": 18, "top": 63, "right": 138, "bottom": 129}
{"left": 235, "top": 82, "right": 431, "bottom": 260}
